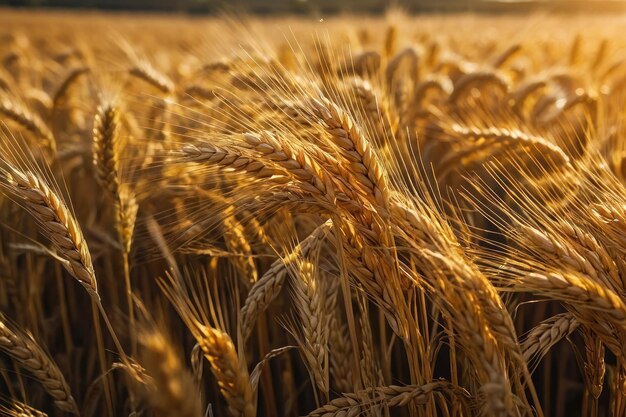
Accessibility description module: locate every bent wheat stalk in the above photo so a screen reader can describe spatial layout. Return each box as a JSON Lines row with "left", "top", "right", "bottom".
{"left": 0, "top": 94, "right": 55, "bottom": 152}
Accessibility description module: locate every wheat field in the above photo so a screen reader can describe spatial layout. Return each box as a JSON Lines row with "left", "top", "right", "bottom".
{"left": 1, "top": 7, "right": 626, "bottom": 417}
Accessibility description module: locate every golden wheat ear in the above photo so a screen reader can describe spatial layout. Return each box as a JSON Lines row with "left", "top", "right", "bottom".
{"left": 240, "top": 219, "right": 332, "bottom": 341}
{"left": 136, "top": 326, "right": 204, "bottom": 417}
{"left": 158, "top": 277, "right": 256, "bottom": 417}
{"left": 0, "top": 94, "right": 55, "bottom": 154}
{"left": 284, "top": 259, "right": 331, "bottom": 399}
{"left": 0, "top": 317, "right": 78, "bottom": 415}
{"left": 305, "top": 381, "right": 472, "bottom": 417}
{"left": 0, "top": 161, "right": 98, "bottom": 297}
{"left": 92, "top": 101, "right": 121, "bottom": 200}
{"left": 0, "top": 400, "right": 48, "bottom": 417}
{"left": 0, "top": 126, "right": 132, "bottom": 385}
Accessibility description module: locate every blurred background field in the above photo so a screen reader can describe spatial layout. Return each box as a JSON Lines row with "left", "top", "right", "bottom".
{"left": 2, "top": 0, "right": 626, "bottom": 14}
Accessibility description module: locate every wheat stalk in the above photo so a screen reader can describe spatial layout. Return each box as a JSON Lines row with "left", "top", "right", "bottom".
{"left": 52, "top": 67, "right": 89, "bottom": 109}
{"left": 223, "top": 207, "right": 258, "bottom": 284}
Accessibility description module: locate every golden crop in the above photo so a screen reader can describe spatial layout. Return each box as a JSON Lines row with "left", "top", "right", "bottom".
{"left": 0, "top": 8, "right": 625, "bottom": 417}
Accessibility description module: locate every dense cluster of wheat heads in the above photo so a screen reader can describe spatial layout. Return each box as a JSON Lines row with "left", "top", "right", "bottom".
{"left": 2, "top": 8, "right": 626, "bottom": 417}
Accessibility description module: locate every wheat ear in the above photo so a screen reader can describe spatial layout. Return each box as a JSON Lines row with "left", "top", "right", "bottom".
{"left": 199, "top": 326, "right": 255, "bottom": 417}
{"left": 0, "top": 401, "right": 48, "bottom": 417}
{"left": 138, "top": 328, "right": 203, "bottom": 417}
{"left": 0, "top": 318, "right": 78, "bottom": 414}
{"left": 2, "top": 164, "right": 97, "bottom": 296}
{"left": 240, "top": 220, "right": 331, "bottom": 340}
{"left": 289, "top": 260, "right": 329, "bottom": 397}
{"left": 308, "top": 97, "right": 390, "bottom": 215}
{"left": 92, "top": 103, "right": 121, "bottom": 199}
{"left": 129, "top": 62, "right": 174, "bottom": 94}
{"left": 0, "top": 95, "right": 55, "bottom": 152}
{"left": 522, "top": 313, "right": 579, "bottom": 364}
{"left": 305, "top": 380, "right": 470, "bottom": 417}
